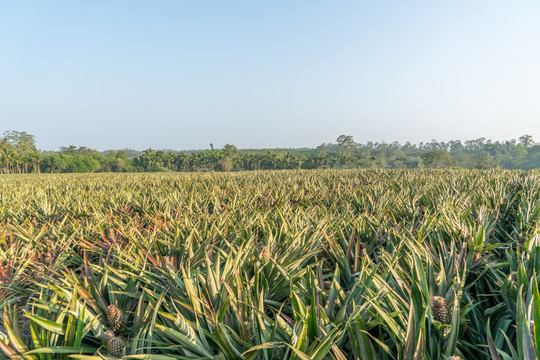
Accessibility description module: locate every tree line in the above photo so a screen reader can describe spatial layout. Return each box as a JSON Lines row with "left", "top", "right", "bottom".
{"left": 1, "top": 130, "right": 539, "bottom": 174}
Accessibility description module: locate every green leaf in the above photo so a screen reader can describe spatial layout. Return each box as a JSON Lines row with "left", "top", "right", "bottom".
{"left": 25, "top": 347, "right": 96, "bottom": 355}
{"left": 533, "top": 275, "right": 540, "bottom": 359}
{"left": 26, "top": 314, "right": 67, "bottom": 335}
{"left": 486, "top": 319, "right": 503, "bottom": 360}
{"left": 307, "top": 294, "right": 318, "bottom": 343}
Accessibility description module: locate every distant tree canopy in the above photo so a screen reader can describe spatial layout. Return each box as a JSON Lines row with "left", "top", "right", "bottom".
{"left": 421, "top": 150, "right": 452, "bottom": 168}
{"left": 1, "top": 131, "right": 540, "bottom": 174}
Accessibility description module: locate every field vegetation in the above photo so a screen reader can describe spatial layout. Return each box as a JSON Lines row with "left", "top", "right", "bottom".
{"left": 1, "top": 169, "right": 540, "bottom": 359}
{"left": 2, "top": 130, "right": 540, "bottom": 173}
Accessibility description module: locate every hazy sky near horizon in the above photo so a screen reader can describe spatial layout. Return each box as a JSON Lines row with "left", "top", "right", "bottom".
{"left": 1, "top": 1, "right": 539, "bottom": 151}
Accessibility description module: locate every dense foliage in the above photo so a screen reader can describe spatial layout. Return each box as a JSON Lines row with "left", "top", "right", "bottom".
{"left": 1, "top": 169, "right": 540, "bottom": 359}
{"left": 2, "top": 131, "right": 540, "bottom": 173}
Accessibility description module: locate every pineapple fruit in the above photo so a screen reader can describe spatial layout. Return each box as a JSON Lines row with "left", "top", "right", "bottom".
{"left": 102, "top": 329, "right": 126, "bottom": 357}
{"left": 107, "top": 304, "right": 126, "bottom": 331}
{"left": 258, "top": 246, "right": 271, "bottom": 262}
{"left": 431, "top": 296, "right": 448, "bottom": 323}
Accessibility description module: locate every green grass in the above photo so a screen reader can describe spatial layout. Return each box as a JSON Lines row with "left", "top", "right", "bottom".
{"left": 1, "top": 169, "right": 539, "bottom": 359}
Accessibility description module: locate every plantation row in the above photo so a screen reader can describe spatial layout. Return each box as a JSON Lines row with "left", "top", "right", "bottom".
{"left": 1, "top": 169, "right": 540, "bottom": 359}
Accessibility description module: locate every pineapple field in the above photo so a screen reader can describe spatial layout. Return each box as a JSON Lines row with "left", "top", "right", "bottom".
{"left": 1, "top": 169, "right": 540, "bottom": 360}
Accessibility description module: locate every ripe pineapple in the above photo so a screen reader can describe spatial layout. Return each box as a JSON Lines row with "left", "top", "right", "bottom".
{"left": 162, "top": 255, "right": 175, "bottom": 270}
{"left": 207, "top": 247, "right": 215, "bottom": 262}
{"left": 107, "top": 304, "right": 126, "bottom": 331}
{"left": 17, "top": 311, "right": 31, "bottom": 345}
{"left": 449, "top": 356, "right": 463, "bottom": 360}
{"left": 431, "top": 296, "right": 448, "bottom": 323}
{"left": 20, "top": 317, "right": 30, "bottom": 337}
{"left": 43, "top": 249, "right": 55, "bottom": 266}
{"left": 258, "top": 246, "right": 271, "bottom": 262}
{"left": 103, "top": 330, "right": 126, "bottom": 357}
{"left": 243, "top": 321, "right": 253, "bottom": 340}
{"left": 33, "top": 247, "right": 57, "bottom": 277}
{"left": 107, "top": 228, "right": 116, "bottom": 241}
{"left": 323, "top": 280, "right": 332, "bottom": 291}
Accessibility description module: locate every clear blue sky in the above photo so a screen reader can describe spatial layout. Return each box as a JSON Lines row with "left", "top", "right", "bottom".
{"left": 1, "top": 1, "right": 539, "bottom": 151}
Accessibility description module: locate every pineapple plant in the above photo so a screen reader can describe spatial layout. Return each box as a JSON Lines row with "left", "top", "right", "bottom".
{"left": 0, "top": 170, "right": 538, "bottom": 360}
